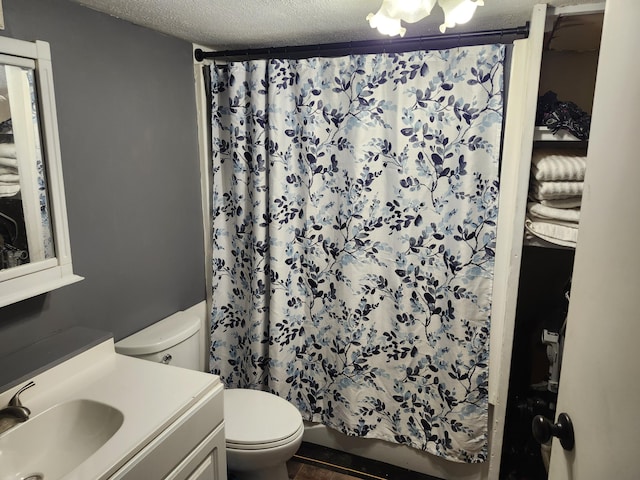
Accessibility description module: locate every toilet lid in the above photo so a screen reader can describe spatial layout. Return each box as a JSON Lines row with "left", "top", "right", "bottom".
{"left": 224, "top": 389, "right": 303, "bottom": 449}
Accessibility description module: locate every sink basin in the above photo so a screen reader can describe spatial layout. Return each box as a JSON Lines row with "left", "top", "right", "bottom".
{"left": 0, "top": 335, "right": 221, "bottom": 480}
{"left": 0, "top": 399, "right": 124, "bottom": 480}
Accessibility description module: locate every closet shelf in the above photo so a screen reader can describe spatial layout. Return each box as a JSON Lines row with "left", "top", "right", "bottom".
{"left": 533, "top": 126, "right": 583, "bottom": 142}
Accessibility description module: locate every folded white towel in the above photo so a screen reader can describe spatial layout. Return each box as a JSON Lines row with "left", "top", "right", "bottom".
{"left": 0, "top": 165, "right": 17, "bottom": 175}
{"left": 525, "top": 216, "right": 578, "bottom": 248}
{"left": 0, "top": 173, "right": 19, "bottom": 184}
{"left": 527, "top": 202, "right": 580, "bottom": 223}
{"left": 531, "top": 179, "right": 584, "bottom": 200}
{"left": 539, "top": 197, "right": 583, "bottom": 209}
{"left": 531, "top": 149, "right": 587, "bottom": 181}
{"left": 527, "top": 212, "right": 579, "bottom": 228}
{"left": 0, "top": 156, "right": 17, "bottom": 168}
{"left": 0, "top": 143, "right": 17, "bottom": 159}
{"left": 0, "top": 184, "right": 20, "bottom": 196}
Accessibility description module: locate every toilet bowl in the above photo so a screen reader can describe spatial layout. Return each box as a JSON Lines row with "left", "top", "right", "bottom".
{"left": 114, "top": 311, "right": 304, "bottom": 480}
{"left": 225, "top": 388, "right": 303, "bottom": 480}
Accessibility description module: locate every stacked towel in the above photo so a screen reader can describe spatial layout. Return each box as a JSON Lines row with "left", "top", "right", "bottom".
{"left": 0, "top": 143, "right": 19, "bottom": 198}
{"left": 530, "top": 179, "right": 583, "bottom": 200}
{"left": 526, "top": 149, "right": 586, "bottom": 247}
{"left": 531, "top": 150, "right": 587, "bottom": 182}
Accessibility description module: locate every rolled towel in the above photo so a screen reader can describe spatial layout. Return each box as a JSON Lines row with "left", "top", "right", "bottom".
{"left": 527, "top": 202, "right": 580, "bottom": 223}
{"left": 525, "top": 215, "right": 578, "bottom": 248}
{"left": 0, "top": 143, "right": 17, "bottom": 158}
{"left": 0, "top": 156, "right": 17, "bottom": 168}
{"left": 530, "top": 179, "right": 583, "bottom": 200}
{"left": 531, "top": 149, "right": 587, "bottom": 181}
{"left": 0, "top": 184, "right": 20, "bottom": 197}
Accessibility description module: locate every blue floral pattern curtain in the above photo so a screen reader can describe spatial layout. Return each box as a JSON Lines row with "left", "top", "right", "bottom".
{"left": 209, "top": 45, "right": 505, "bottom": 463}
{"left": 27, "top": 69, "right": 54, "bottom": 258}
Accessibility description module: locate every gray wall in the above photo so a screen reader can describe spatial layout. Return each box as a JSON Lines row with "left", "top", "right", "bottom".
{"left": 0, "top": 0, "right": 205, "bottom": 361}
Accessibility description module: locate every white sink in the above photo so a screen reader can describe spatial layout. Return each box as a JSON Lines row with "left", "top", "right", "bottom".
{"left": 0, "top": 399, "right": 123, "bottom": 480}
{"left": 0, "top": 337, "right": 222, "bottom": 480}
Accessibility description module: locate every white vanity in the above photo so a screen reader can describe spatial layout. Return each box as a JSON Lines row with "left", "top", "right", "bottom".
{"left": 0, "top": 335, "right": 226, "bottom": 480}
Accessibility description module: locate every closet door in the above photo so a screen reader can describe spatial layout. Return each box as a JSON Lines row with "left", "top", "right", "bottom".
{"left": 548, "top": 0, "right": 640, "bottom": 478}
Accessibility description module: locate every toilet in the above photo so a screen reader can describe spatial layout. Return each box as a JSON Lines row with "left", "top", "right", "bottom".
{"left": 114, "top": 311, "right": 304, "bottom": 480}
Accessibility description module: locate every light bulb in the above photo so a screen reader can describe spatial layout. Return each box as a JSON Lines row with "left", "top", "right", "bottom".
{"left": 366, "top": 11, "right": 407, "bottom": 37}
{"left": 438, "top": 0, "right": 483, "bottom": 33}
{"left": 368, "top": 0, "right": 481, "bottom": 36}
{"left": 389, "top": 0, "right": 437, "bottom": 23}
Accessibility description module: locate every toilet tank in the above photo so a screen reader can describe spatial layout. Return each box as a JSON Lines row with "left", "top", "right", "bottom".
{"left": 115, "top": 311, "right": 202, "bottom": 371}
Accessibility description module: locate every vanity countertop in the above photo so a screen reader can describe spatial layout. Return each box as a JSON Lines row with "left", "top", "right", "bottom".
{"left": 0, "top": 334, "right": 222, "bottom": 480}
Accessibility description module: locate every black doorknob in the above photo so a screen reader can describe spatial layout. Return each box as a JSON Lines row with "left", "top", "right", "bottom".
{"left": 532, "top": 412, "right": 575, "bottom": 451}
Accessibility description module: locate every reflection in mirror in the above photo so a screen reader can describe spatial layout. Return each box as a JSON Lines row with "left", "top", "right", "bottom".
{"left": 0, "top": 62, "right": 55, "bottom": 271}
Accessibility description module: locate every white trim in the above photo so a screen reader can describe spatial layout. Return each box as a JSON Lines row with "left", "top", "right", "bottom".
{"left": 489, "top": 38, "right": 529, "bottom": 405}
{"left": 0, "top": 36, "right": 38, "bottom": 59}
{"left": 0, "top": 258, "right": 57, "bottom": 282}
{"left": 0, "top": 36, "right": 82, "bottom": 307}
{"left": 36, "top": 41, "right": 74, "bottom": 267}
{"left": 0, "top": 54, "right": 34, "bottom": 69}
{"left": 193, "top": 43, "right": 213, "bottom": 372}
{"left": 548, "top": 2, "right": 606, "bottom": 17}
{"left": 487, "top": 5, "right": 548, "bottom": 480}
{"left": 0, "top": 269, "right": 82, "bottom": 307}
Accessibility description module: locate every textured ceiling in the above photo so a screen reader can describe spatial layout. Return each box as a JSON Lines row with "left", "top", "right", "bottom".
{"left": 69, "top": 0, "right": 602, "bottom": 50}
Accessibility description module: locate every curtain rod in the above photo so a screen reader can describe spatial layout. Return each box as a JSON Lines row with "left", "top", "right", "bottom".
{"left": 194, "top": 24, "right": 529, "bottom": 62}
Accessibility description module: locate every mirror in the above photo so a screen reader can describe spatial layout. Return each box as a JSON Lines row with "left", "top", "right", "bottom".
{"left": 0, "top": 37, "right": 82, "bottom": 307}
{"left": 0, "top": 61, "right": 55, "bottom": 270}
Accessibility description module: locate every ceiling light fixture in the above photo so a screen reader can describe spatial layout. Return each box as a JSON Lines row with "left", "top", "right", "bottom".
{"left": 367, "top": 0, "right": 484, "bottom": 37}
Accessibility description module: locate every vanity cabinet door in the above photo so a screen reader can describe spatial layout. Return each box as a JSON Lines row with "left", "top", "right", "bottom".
{"left": 185, "top": 453, "right": 218, "bottom": 480}
{"left": 166, "top": 423, "right": 227, "bottom": 480}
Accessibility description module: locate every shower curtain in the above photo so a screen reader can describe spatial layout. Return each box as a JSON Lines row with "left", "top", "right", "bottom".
{"left": 209, "top": 45, "right": 505, "bottom": 463}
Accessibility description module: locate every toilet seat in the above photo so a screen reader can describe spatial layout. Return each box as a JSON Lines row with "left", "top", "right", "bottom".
{"left": 226, "top": 422, "right": 304, "bottom": 450}
{"left": 224, "top": 389, "right": 304, "bottom": 451}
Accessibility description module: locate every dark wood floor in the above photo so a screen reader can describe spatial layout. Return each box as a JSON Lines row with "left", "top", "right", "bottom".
{"left": 286, "top": 443, "right": 441, "bottom": 480}
{"left": 287, "top": 459, "right": 363, "bottom": 480}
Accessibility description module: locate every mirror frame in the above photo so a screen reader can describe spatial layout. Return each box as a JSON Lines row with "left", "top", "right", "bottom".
{"left": 0, "top": 36, "right": 82, "bottom": 307}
